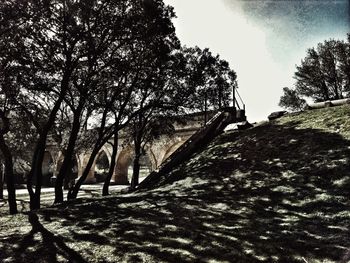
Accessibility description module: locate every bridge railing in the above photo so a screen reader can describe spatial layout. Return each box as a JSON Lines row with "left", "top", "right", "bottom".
{"left": 137, "top": 108, "right": 238, "bottom": 190}
{"left": 234, "top": 88, "right": 245, "bottom": 111}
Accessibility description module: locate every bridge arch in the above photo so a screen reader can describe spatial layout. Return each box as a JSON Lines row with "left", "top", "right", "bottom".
{"left": 113, "top": 146, "right": 154, "bottom": 184}
{"left": 113, "top": 146, "right": 133, "bottom": 184}
{"left": 94, "top": 150, "right": 110, "bottom": 182}
{"left": 161, "top": 139, "right": 186, "bottom": 163}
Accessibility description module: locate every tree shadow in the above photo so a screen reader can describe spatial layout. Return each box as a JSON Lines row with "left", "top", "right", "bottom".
{"left": 1, "top": 213, "right": 87, "bottom": 263}
{"left": 1, "top": 121, "right": 350, "bottom": 262}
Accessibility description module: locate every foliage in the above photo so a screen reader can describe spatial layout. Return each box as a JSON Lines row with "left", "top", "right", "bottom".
{"left": 183, "top": 46, "right": 237, "bottom": 111}
{"left": 0, "top": 0, "right": 239, "bottom": 209}
{"left": 279, "top": 34, "right": 350, "bottom": 110}
{"left": 1, "top": 106, "right": 350, "bottom": 261}
{"left": 278, "top": 87, "right": 306, "bottom": 111}
{"left": 279, "top": 35, "right": 350, "bottom": 110}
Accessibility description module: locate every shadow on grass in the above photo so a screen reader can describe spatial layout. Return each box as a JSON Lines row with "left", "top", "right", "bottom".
{"left": 0, "top": 121, "right": 350, "bottom": 262}
{"left": 0, "top": 212, "right": 87, "bottom": 263}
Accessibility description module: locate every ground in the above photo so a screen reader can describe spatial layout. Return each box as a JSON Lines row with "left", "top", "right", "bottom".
{"left": 0, "top": 105, "right": 350, "bottom": 262}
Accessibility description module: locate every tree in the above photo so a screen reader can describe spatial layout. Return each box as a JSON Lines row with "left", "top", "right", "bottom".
{"left": 336, "top": 34, "right": 350, "bottom": 93}
{"left": 183, "top": 47, "right": 236, "bottom": 123}
{"left": 127, "top": 47, "right": 238, "bottom": 189}
{"left": 0, "top": 0, "right": 86, "bottom": 210}
{"left": 129, "top": 112, "right": 177, "bottom": 189}
{"left": 0, "top": 160, "right": 3, "bottom": 200}
{"left": 68, "top": 0, "right": 180, "bottom": 199}
{"left": 0, "top": 2, "right": 27, "bottom": 213}
{"left": 279, "top": 87, "right": 306, "bottom": 111}
{"left": 295, "top": 36, "right": 350, "bottom": 102}
{"left": 279, "top": 35, "right": 350, "bottom": 111}
{"left": 0, "top": 112, "right": 17, "bottom": 214}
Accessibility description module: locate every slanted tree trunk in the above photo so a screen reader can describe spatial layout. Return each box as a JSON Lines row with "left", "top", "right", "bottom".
{"left": 67, "top": 107, "right": 111, "bottom": 200}
{"left": 0, "top": 135, "right": 17, "bottom": 214}
{"left": 204, "top": 91, "right": 208, "bottom": 125}
{"left": 320, "top": 79, "right": 330, "bottom": 101}
{"left": 131, "top": 135, "right": 142, "bottom": 189}
{"left": 27, "top": 69, "right": 71, "bottom": 210}
{"left": 102, "top": 131, "right": 118, "bottom": 196}
{"left": 27, "top": 138, "right": 46, "bottom": 210}
{"left": 67, "top": 145, "right": 100, "bottom": 200}
{"left": 54, "top": 103, "right": 83, "bottom": 204}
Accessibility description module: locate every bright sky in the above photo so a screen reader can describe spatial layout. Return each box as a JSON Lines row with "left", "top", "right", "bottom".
{"left": 163, "top": 0, "right": 349, "bottom": 122}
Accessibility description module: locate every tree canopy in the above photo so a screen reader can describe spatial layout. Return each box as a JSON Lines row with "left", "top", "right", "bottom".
{"left": 0, "top": 0, "right": 238, "bottom": 213}
{"left": 279, "top": 35, "right": 350, "bottom": 110}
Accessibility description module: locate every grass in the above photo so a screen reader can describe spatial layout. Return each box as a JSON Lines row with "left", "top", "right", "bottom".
{"left": 1, "top": 105, "right": 350, "bottom": 262}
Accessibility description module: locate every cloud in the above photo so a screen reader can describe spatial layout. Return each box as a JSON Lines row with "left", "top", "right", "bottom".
{"left": 223, "top": 0, "right": 349, "bottom": 62}
{"left": 163, "top": 0, "right": 349, "bottom": 121}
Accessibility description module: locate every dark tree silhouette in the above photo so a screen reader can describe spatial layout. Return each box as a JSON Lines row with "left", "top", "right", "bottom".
{"left": 126, "top": 47, "right": 238, "bottom": 189}
{"left": 0, "top": 0, "right": 239, "bottom": 211}
{"left": 279, "top": 87, "right": 306, "bottom": 111}
{"left": 280, "top": 35, "right": 350, "bottom": 111}
{"left": 68, "top": 0, "right": 180, "bottom": 199}
{"left": 182, "top": 47, "right": 236, "bottom": 123}
{"left": 0, "top": 160, "right": 3, "bottom": 200}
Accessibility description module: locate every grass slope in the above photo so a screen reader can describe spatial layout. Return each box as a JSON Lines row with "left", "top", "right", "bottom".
{"left": 1, "top": 106, "right": 350, "bottom": 262}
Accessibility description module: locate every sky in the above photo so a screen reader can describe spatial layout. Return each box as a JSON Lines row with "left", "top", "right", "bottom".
{"left": 163, "top": 0, "right": 349, "bottom": 122}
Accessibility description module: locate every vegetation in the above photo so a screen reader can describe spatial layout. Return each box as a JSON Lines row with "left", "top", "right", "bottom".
{"left": 1, "top": 105, "right": 350, "bottom": 262}
{"left": 0, "top": 0, "right": 237, "bottom": 213}
{"left": 279, "top": 35, "right": 350, "bottom": 110}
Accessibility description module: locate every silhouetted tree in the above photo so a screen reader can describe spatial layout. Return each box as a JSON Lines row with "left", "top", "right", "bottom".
{"left": 0, "top": 160, "right": 3, "bottom": 200}
{"left": 280, "top": 35, "right": 350, "bottom": 111}
{"left": 279, "top": 87, "right": 306, "bottom": 111}
{"left": 183, "top": 47, "right": 236, "bottom": 123}
{"left": 125, "top": 51, "right": 188, "bottom": 190}
{"left": 0, "top": 0, "right": 87, "bottom": 210}
{"left": 129, "top": 112, "right": 177, "bottom": 189}
{"left": 127, "top": 47, "right": 238, "bottom": 189}
{"left": 295, "top": 36, "right": 350, "bottom": 102}
{"left": 0, "top": 2, "right": 27, "bottom": 213}
{"left": 68, "top": 0, "right": 180, "bottom": 199}
{"left": 53, "top": 0, "right": 144, "bottom": 204}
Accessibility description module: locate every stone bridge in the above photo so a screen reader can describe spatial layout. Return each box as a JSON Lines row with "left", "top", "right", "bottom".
{"left": 42, "top": 111, "right": 216, "bottom": 186}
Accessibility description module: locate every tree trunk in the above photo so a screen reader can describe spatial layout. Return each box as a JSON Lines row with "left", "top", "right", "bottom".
{"left": 320, "top": 79, "right": 330, "bottom": 101}
{"left": 102, "top": 131, "right": 118, "bottom": 196}
{"left": 54, "top": 105, "right": 82, "bottom": 204}
{"left": 204, "top": 92, "right": 208, "bottom": 125}
{"left": 27, "top": 73, "right": 71, "bottom": 210}
{"left": 67, "top": 146, "right": 100, "bottom": 200}
{"left": 218, "top": 86, "right": 222, "bottom": 109}
{"left": 27, "top": 140, "right": 46, "bottom": 210}
{"left": 0, "top": 163, "right": 3, "bottom": 200}
{"left": 26, "top": 58, "right": 72, "bottom": 210}
{"left": 131, "top": 137, "right": 141, "bottom": 189}
{"left": 68, "top": 106, "right": 111, "bottom": 200}
{"left": 0, "top": 135, "right": 17, "bottom": 214}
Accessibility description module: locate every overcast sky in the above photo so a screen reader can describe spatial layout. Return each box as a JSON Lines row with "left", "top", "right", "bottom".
{"left": 163, "top": 0, "right": 349, "bottom": 122}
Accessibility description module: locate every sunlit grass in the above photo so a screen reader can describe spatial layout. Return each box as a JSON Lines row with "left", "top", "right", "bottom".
{"left": 1, "top": 105, "right": 350, "bottom": 262}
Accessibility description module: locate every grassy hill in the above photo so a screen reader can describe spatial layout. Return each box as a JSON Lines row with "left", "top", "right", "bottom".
{"left": 1, "top": 105, "right": 350, "bottom": 262}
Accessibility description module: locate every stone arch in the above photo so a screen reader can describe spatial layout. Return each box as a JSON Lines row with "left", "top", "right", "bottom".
{"left": 94, "top": 150, "right": 110, "bottom": 182}
{"left": 113, "top": 146, "right": 155, "bottom": 184}
{"left": 113, "top": 146, "right": 133, "bottom": 184}
{"left": 146, "top": 148, "right": 158, "bottom": 170}
{"left": 100, "top": 144, "right": 113, "bottom": 164}
{"left": 161, "top": 140, "right": 186, "bottom": 163}
{"left": 137, "top": 153, "right": 153, "bottom": 180}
